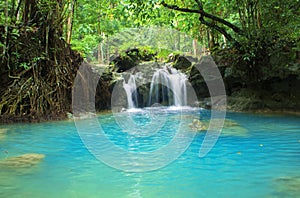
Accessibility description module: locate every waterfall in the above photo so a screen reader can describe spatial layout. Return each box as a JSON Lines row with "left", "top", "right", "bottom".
{"left": 122, "top": 65, "right": 188, "bottom": 109}
{"left": 123, "top": 74, "right": 138, "bottom": 109}
{"left": 148, "top": 65, "right": 187, "bottom": 107}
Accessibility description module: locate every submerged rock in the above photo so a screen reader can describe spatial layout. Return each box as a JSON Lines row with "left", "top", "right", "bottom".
{"left": 215, "top": 119, "right": 248, "bottom": 137}
{"left": 189, "top": 119, "right": 207, "bottom": 131}
{"left": 0, "top": 128, "right": 8, "bottom": 140}
{"left": 221, "top": 125, "right": 249, "bottom": 137}
{"left": 0, "top": 153, "right": 45, "bottom": 168}
{"left": 274, "top": 176, "right": 300, "bottom": 197}
{"left": 189, "top": 119, "right": 249, "bottom": 137}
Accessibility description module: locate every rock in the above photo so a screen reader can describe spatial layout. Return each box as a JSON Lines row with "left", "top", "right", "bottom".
{"left": 75, "top": 62, "right": 113, "bottom": 111}
{"left": 0, "top": 128, "right": 8, "bottom": 140}
{"left": 73, "top": 112, "right": 97, "bottom": 120}
{"left": 167, "top": 53, "right": 176, "bottom": 62}
{"left": 208, "top": 118, "right": 248, "bottom": 137}
{"left": 226, "top": 88, "right": 265, "bottom": 111}
{"left": 222, "top": 119, "right": 240, "bottom": 127}
{"left": 172, "top": 55, "right": 192, "bottom": 71}
{"left": 110, "top": 48, "right": 157, "bottom": 73}
{"left": 188, "top": 63, "right": 210, "bottom": 99}
{"left": 0, "top": 153, "right": 45, "bottom": 168}
{"left": 189, "top": 118, "right": 248, "bottom": 137}
{"left": 95, "top": 75, "right": 113, "bottom": 111}
{"left": 189, "top": 119, "right": 208, "bottom": 131}
{"left": 185, "top": 55, "right": 198, "bottom": 63}
{"left": 215, "top": 119, "right": 248, "bottom": 137}
{"left": 274, "top": 177, "right": 300, "bottom": 197}
{"left": 221, "top": 125, "right": 249, "bottom": 137}
{"left": 110, "top": 55, "right": 137, "bottom": 72}
{"left": 66, "top": 112, "right": 73, "bottom": 119}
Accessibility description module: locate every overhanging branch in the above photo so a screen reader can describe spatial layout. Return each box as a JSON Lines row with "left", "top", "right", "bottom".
{"left": 199, "top": 16, "right": 234, "bottom": 42}
{"left": 161, "top": 1, "right": 245, "bottom": 37}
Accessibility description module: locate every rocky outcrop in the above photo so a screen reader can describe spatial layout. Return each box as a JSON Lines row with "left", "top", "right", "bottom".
{"left": 187, "top": 53, "right": 300, "bottom": 112}
{"left": 226, "top": 74, "right": 300, "bottom": 112}
{"left": 94, "top": 47, "right": 300, "bottom": 112}
{"left": 210, "top": 46, "right": 300, "bottom": 112}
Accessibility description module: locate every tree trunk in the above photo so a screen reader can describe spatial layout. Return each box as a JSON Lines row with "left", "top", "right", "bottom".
{"left": 106, "top": 35, "right": 110, "bottom": 64}
{"left": 98, "top": 43, "right": 102, "bottom": 63}
{"left": 97, "top": 7, "right": 102, "bottom": 63}
{"left": 222, "top": 34, "right": 226, "bottom": 46}
{"left": 100, "top": 33, "right": 105, "bottom": 64}
{"left": 192, "top": 38, "right": 199, "bottom": 57}
{"left": 177, "top": 31, "right": 181, "bottom": 51}
{"left": 208, "top": 30, "right": 215, "bottom": 50}
{"left": 4, "top": 0, "right": 8, "bottom": 57}
{"left": 66, "top": 0, "right": 75, "bottom": 44}
{"left": 15, "top": 0, "right": 22, "bottom": 21}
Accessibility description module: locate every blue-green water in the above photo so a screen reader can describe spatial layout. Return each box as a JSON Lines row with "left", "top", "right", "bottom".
{"left": 0, "top": 109, "right": 300, "bottom": 197}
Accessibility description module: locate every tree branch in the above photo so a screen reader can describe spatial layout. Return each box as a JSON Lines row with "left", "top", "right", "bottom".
{"left": 161, "top": 1, "right": 245, "bottom": 37}
{"left": 199, "top": 15, "right": 240, "bottom": 47}
{"left": 200, "top": 10, "right": 244, "bottom": 36}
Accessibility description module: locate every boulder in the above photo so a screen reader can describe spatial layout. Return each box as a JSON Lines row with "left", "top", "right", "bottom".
{"left": 172, "top": 55, "right": 192, "bottom": 71}
{"left": 188, "top": 64, "right": 210, "bottom": 99}
{"left": 110, "top": 56, "right": 136, "bottom": 72}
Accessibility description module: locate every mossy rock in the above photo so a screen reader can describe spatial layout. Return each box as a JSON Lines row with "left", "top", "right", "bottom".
{"left": 172, "top": 55, "right": 192, "bottom": 71}
{"left": 188, "top": 119, "right": 208, "bottom": 131}
{"left": 110, "top": 48, "right": 157, "bottom": 73}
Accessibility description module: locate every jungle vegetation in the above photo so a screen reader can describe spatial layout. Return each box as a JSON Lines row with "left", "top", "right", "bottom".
{"left": 0, "top": 0, "right": 299, "bottom": 121}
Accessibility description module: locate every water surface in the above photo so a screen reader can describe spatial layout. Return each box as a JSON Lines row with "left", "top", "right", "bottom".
{"left": 0, "top": 109, "right": 300, "bottom": 197}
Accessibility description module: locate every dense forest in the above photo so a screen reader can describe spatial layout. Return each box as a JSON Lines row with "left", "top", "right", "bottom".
{"left": 0, "top": 0, "right": 299, "bottom": 122}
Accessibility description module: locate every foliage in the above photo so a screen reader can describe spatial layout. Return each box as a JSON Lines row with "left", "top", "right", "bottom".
{"left": 69, "top": 0, "right": 299, "bottom": 84}
{"left": 112, "top": 27, "right": 194, "bottom": 50}
{"left": 156, "top": 0, "right": 300, "bottom": 83}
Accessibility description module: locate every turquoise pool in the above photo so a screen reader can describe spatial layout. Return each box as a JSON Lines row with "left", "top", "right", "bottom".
{"left": 0, "top": 109, "right": 300, "bottom": 197}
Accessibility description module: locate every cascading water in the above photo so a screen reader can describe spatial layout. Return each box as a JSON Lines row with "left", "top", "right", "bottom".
{"left": 148, "top": 65, "right": 187, "bottom": 107}
{"left": 123, "top": 65, "right": 188, "bottom": 109}
{"left": 123, "top": 74, "right": 138, "bottom": 108}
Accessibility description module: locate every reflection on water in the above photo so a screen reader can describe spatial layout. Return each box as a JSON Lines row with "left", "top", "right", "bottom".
{"left": 0, "top": 109, "right": 299, "bottom": 197}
